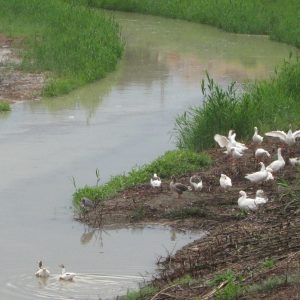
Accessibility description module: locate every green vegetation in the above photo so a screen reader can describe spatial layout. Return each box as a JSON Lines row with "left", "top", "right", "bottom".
{"left": 174, "top": 58, "right": 300, "bottom": 151}
{"left": 262, "top": 258, "right": 275, "bottom": 269}
{"left": 209, "top": 270, "right": 243, "bottom": 300}
{"left": 86, "top": 0, "right": 300, "bottom": 48}
{"left": 122, "top": 285, "right": 158, "bottom": 300}
{"left": 73, "top": 150, "right": 211, "bottom": 205}
{"left": 0, "top": 101, "right": 11, "bottom": 112}
{"left": 0, "top": 0, "right": 123, "bottom": 96}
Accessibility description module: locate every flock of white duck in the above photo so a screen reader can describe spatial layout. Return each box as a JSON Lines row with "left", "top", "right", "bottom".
{"left": 35, "top": 260, "right": 76, "bottom": 281}
{"left": 150, "top": 124, "right": 300, "bottom": 211}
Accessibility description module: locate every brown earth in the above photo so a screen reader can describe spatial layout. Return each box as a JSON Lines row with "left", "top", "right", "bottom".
{"left": 0, "top": 34, "right": 45, "bottom": 102}
{"left": 76, "top": 139, "right": 300, "bottom": 299}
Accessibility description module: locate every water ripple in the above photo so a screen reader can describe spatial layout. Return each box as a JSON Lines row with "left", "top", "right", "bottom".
{"left": 3, "top": 273, "right": 143, "bottom": 300}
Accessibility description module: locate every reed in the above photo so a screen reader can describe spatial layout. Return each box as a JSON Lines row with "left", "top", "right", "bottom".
{"left": 174, "top": 58, "right": 300, "bottom": 151}
{"left": 0, "top": 0, "right": 124, "bottom": 96}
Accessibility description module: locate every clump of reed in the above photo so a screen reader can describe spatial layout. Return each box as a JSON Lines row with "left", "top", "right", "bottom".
{"left": 174, "top": 57, "right": 300, "bottom": 151}
{"left": 73, "top": 150, "right": 211, "bottom": 205}
{"left": 0, "top": 0, "right": 124, "bottom": 96}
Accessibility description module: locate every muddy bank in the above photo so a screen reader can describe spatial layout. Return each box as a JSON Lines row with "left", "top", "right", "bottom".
{"left": 76, "top": 139, "right": 300, "bottom": 299}
{"left": 0, "top": 34, "right": 45, "bottom": 102}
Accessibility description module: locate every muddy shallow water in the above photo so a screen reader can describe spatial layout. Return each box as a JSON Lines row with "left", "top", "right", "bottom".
{"left": 0, "top": 10, "right": 298, "bottom": 300}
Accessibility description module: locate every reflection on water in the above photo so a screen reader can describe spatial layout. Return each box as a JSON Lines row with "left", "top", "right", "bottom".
{"left": 2, "top": 225, "right": 203, "bottom": 300}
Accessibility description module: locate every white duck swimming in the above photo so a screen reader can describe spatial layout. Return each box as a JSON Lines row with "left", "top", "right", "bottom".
{"left": 289, "top": 157, "right": 300, "bottom": 166}
{"left": 255, "top": 189, "right": 268, "bottom": 205}
{"left": 35, "top": 260, "right": 50, "bottom": 278}
{"left": 252, "top": 127, "right": 263, "bottom": 144}
{"left": 267, "top": 148, "right": 285, "bottom": 172}
{"left": 150, "top": 173, "right": 162, "bottom": 188}
{"left": 265, "top": 124, "right": 300, "bottom": 146}
{"left": 245, "top": 162, "right": 268, "bottom": 183}
{"left": 238, "top": 191, "right": 257, "bottom": 211}
{"left": 189, "top": 175, "right": 203, "bottom": 191}
{"left": 255, "top": 148, "right": 270, "bottom": 159}
{"left": 219, "top": 174, "right": 232, "bottom": 190}
{"left": 59, "top": 264, "right": 76, "bottom": 281}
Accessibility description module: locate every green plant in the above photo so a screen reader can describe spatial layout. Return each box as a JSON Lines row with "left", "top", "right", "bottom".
{"left": 122, "top": 285, "right": 158, "bottom": 300}
{"left": 262, "top": 258, "right": 275, "bottom": 269}
{"left": 0, "top": 101, "right": 11, "bottom": 112}
{"left": 0, "top": 0, "right": 124, "bottom": 96}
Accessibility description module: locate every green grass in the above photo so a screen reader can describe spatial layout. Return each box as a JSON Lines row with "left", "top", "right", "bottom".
{"left": 174, "top": 58, "right": 300, "bottom": 151}
{"left": 0, "top": 101, "right": 11, "bottom": 112}
{"left": 0, "top": 0, "right": 124, "bottom": 96}
{"left": 122, "top": 285, "right": 158, "bottom": 300}
{"left": 73, "top": 150, "right": 211, "bottom": 206}
{"left": 262, "top": 259, "right": 275, "bottom": 269}
{"left": 86, "top": 0, "right": 300, "bottom": 48}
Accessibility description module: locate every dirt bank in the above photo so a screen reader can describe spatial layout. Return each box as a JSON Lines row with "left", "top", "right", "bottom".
{"left": 0, "top": 34, "right": 45, "bottom": 102}
{"left": 76, "top": 139, "right": 300, "bottom": 299}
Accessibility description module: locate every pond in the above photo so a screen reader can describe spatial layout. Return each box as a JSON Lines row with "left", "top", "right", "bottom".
{"left": 0, "top": 10, "right": 298, "bottom": 300}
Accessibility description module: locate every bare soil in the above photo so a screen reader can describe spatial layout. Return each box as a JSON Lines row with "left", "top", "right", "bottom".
{"left": 0, "top": 34, "right": 45, "bottom": 102}
{"left": 76, "top": 139, "right": 300, "bottom": 299}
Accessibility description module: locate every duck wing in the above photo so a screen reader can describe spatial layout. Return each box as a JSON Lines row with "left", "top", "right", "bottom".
{"left": 214, "top": 134, "right": 230, "bottom": 148}
{"left": 265, "top": 131, "right": 287, "bottom": 142}
{"left": 292, "top": 130, "right": 300, "bottom": 139}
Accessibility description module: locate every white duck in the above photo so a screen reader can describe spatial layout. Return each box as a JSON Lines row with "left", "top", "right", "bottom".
{"left": 189, "top": 175, "right": 203, "bottom": 191}
{"left": 267, "top": 148, "right": 285, "bottom": 172}
{"left": 59, "top": 264, "right": 76, "bottom": 281}
{"left": 238, "top": 191, "right": 257, "bottom": 211}
{"left": 255, "top": 189, "right": 268, "bottom": 205}
{"left": 35, "top": 261, "right": 50, "bottom": 278}
{"left": 150, "top": 173, "right": 162, "bottom": 188}
{"left": 214, "top": 130, "right": 247, "bottom": 155}
{"left": 219, "top": 174, "right": 232, "bottom": 190}
{"left": 245, "top": 162, "right": 268, "bottom": 183}
{"left": 265, "top": 124, "right": 300, "bottom": 146}
{"left": 252, "top": 127, "right": 263, "bottom": 144}
{"left": 255, "top": 148, "right": 270, "bottom": 159}
{"left": 289, "top": 157, "right": 300, "bottom": 166}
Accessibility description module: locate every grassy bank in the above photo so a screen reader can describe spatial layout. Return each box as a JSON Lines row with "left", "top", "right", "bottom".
{"left": 73, "top": 150, "right": 211, "bottom": 206}
{"left": 86, "top": 0, "right": 300, "bottom": 48}
{"left": 0, "top": 0, "right": 123, "bottom": 96}
{"left": 174, "top": 58, "right": 300, "bottom": 151}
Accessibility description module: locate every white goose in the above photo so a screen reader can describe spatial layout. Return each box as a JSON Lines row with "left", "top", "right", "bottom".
{"left": 252, "top": 127, "right": 263, "bottom": 144}
{"left": 238, "top": 191, "right": 257, "bottom": 211}
{"left": 189, "top": 175, "right": 203, "bottom": 191}
{"left": 150, "top": 173, "right": 162, "bottom": 188}
{"left": 265, "top": 124, "right": 300, "bottom": 146}
{"left": 255, "top": 189, "right": 268, "bottom": 205}
{"left": 255, "top": 148, "right": 270, "bottom": 159}
{"left": 59, "top": 264, "right": 76, "bottom": 281}
{"left": 267, "top": 148, "right": 285, "bottom": 172}
{"left": 245, "top": 162, "right": 268, "bottom": 183}
{"left": 35, "top": 261, "right": 50, "bottom": 278}
{"left": 219, "top": 174, "right": 232, "bottom": 190}
{"left": 289, "top": 157, "right": 300, "bottom": 166}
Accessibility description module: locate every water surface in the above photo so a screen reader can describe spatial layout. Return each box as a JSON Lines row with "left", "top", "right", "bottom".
{"left": 0, "top": 10, "right": 298, "bottom": 300}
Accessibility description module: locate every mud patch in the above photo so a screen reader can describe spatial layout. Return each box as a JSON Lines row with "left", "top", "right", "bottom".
{"left": 0, "top": 33, "right": 45, "bottom": 102}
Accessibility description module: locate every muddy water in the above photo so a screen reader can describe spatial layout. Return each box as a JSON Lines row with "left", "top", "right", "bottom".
{"left": 0, "top": 10, "right": 298, "bottom": 300}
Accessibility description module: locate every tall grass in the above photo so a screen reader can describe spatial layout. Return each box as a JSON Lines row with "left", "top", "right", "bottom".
{"left": 174, "top": 58, "right": 300, "bottom": 151}
{"left": 0, "top": 0, "right": 124, "bottom": 96}
{"left": 73, "top": 150, "right": 211, "bottom": 205}
{"left": 86, "top": 0, "right": 300, "bottom": 48}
